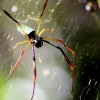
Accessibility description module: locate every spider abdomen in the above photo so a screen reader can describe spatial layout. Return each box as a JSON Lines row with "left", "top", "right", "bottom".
{"left": 17, "top": 22, "right": 35, "bottom": 36}
{"left": 28, "top": 31, "right": 35, "bottom": 38}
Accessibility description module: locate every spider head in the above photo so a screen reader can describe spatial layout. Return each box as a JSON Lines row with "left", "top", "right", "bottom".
{"left": 35, "top": 37, "right": 43, "bottom": 48}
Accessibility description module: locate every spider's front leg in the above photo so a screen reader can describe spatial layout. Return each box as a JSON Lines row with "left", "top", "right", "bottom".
{"left": 38, "top": 28, "right": 51, "bottom": 36}
{"left": 42, "top": 37, "right": 76, "bottom": 66}
{"left": 36, "top": 0, "right": 48, "bottom": 34}
{"left": 31, "top": 45, "right": 37, "bottom": 100}
{"left": 42, "top": 39, "right": 75, "bottom": 92}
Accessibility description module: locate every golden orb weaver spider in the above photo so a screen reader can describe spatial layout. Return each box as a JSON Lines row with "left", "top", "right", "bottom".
{"left": 0, "top": 0, "right": 76, "bottom": 100}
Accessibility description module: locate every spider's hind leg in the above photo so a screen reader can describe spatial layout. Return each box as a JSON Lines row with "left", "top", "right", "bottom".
{"left": 3, "top": 43, "right": 30, "bottom": 84}
{"left": 31, "top": 46, "right": 37, "bottom": 100}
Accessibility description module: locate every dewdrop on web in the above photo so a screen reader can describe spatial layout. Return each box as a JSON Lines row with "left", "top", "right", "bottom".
{"left": 11, "top": 6, "right": 18, "bottom": 12}
{"left": 78, "top": 0, "right": 100, "bottom": 9}
{"left": 85, "top": 2, "right": 94, "bottom": 12}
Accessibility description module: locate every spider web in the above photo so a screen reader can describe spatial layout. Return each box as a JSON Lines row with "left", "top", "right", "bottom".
{"left": 0, "top": 0, "right": 100, "bottom": 100}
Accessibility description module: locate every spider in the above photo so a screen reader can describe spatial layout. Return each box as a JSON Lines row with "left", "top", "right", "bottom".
{"left": 0, "top": 0, "right": 76, "bottom": 100}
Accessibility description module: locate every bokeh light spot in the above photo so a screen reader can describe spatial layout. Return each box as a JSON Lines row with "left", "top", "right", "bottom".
{"left": 11, "top": 6, "right": 18, "bottom": 12}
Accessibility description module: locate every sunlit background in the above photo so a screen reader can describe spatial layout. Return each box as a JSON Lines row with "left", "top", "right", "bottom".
{"left": 0, "top": 0, "right": 100, "bottom": 100}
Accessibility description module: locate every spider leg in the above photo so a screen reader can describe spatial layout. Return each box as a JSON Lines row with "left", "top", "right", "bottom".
{"left": 31, "top": 45, "right": 36, "bottom": 100}
{"left": 11, "top": 40, "right": 29, "bottom": 55}
{"left": 42, "top": 37, "right": 76, "bottom": 66}
{"left": 0, "top": 7, "right": 18, "bottom": 24}
{"left": 36, "top": 0, "right": 48, "bottom": 34}
{"left": 0, "top": 7, "right": 29, "bottom": 38}
{"left": 38, "top": 28, "right": 51, "bottom": 36}
{"left": 3, "top": 43, "right": 30, "bottom": 84}
{"left": 42, "top": 39, "right": 74, "bottom": 92}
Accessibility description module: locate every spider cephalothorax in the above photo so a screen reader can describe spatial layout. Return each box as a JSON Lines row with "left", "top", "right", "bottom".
{"left": 34, "top": 37, "right": 43, "bottom": 48}
{"left": 28, "top": 31, "right": 43, "bottom": 48}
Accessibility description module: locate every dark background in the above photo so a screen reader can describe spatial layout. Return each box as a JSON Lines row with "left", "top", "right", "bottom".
{"left": 0, "top": 0, "right": 100, "bottom": 100}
